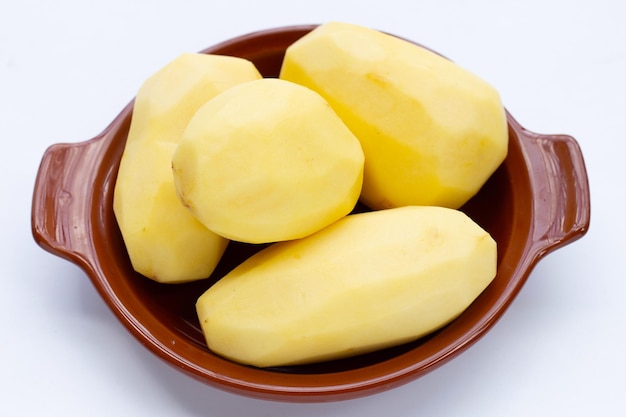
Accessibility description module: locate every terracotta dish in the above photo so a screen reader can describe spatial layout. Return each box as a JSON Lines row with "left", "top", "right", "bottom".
{"left": 31, "top": 25, "right": 590, "bottom": 402}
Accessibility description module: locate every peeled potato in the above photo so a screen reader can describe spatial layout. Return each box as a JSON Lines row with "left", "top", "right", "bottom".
{"left": 113, "top": 53, "right": 261, "bottom": 283}
{"left": 171, "top": 78, "right": 364, "bottom": 244}
{"left": 280, "top": 21, "right": 508, "bottom": 209}
{"left": 196, "top": 205, "right": 497, "bottom": 367}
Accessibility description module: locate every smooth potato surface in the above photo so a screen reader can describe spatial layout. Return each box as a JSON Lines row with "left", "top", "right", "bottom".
{"left": 280, "top": 22, "right": 508, "bottom": 209}
{"left": 114, "top": 53, "right": 261, "bottom": 282}
{"left": 197, "top": 206, "right": 497, "bottom": 367}
{"left": 172, "top": 78, "right": 364, "bottom": 244}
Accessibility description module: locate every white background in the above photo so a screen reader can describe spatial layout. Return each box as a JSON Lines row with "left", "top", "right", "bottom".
{"left": 2, "top": 0, "right": 624, "bottom": 415}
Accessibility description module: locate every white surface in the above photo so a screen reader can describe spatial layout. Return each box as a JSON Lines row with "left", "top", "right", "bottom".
{"left": 2, "top": 0, "right": 624, "bottom": 415}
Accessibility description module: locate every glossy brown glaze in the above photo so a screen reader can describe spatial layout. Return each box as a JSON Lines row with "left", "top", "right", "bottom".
{"left": 31, "top": 25, "right": 590, "bottom": 402}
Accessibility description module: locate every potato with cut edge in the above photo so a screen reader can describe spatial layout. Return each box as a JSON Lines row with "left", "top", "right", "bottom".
{"left": 280, "top": 21, "right": 508, "bottom": 210}
{"left": 113, "top": 53, "right": 262, "bottom": 283}
{"left": 196, "top": 205, "right": 497, "bottom": 368}
{"left": 171, "top": 77, "right": 364, "bottom": 244}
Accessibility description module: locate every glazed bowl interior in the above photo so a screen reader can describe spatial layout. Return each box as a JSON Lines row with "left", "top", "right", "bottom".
{"left": 33, "top": 25, "right": 589, "bottom": 402}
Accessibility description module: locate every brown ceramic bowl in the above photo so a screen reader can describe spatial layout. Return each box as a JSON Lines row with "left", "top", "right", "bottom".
{"left": 31, "top": 25, "right": 590, "bottom": 402}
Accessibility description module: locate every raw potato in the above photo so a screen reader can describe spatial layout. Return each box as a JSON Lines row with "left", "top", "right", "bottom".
{"left": 172, "top": 78, "right": 364, "bottom": 244}
{"left": 280, "top": 21, "right": 508, "bottom": 210}
{"left": 196, "top": 206, "right": 497, "bottom": 367}
{"left": 114, "top": 53, "right": 262, "bottom": 283}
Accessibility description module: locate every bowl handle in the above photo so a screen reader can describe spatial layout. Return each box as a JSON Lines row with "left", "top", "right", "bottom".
{"left": 31, "top": 136, "right": 109, "bottom": 270}
{"left": 521, "top": 128, "right": 591, "bottom": 257}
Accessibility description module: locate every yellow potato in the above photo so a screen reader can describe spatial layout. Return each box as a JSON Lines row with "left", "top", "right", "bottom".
{"left": 280, "top": 22, "right": 508, "bottom": 209}
{"left": 196, "top": 205, "right": 497, "bottom": 367}
{"left": 113, "top": 53, "right": 261, "bottom": 283}
{"left": 171, "top": 78, "right": 364, "bottom": 244}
